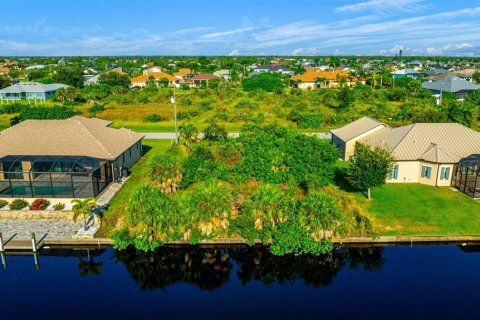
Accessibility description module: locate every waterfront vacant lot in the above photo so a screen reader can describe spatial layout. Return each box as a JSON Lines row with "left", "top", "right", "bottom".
{"left": 98, "top": 139, "right": 185, "bottom": 237}
{"left": 366, "top": 184, "right": 480, "bottom": 236}
{"left": 98, "top": 138, "right": 480, "bottom": 240}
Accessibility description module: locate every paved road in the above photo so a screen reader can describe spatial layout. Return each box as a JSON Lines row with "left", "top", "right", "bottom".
{"left": 142, "top": 132, "right": 331, "bottom": 140}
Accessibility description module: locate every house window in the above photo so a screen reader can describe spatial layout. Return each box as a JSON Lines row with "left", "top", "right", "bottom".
{"left": 421, "top": 165, "right": 432, "bottom": 179}
{"left": 390, "top": 164, "right": 399, "bottom": 180}
{"left": 440, "top": 167, "right": 450, "bottom": 180}
{"left": 129, "top": 147, "right": 132, "bottom": 158}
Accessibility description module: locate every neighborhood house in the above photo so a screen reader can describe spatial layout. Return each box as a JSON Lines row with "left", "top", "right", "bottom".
{"left": 331, "top": 117, "right": 480, "bottom": 197}
{"left": 0, "top": 116, "right": 144, "bottom": 199}
{"left": 0, "top": 82, "right": 69, "bottom": 101}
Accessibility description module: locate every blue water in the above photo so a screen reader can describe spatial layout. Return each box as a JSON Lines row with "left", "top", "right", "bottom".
{"left": 1, "top": 245, "right": 480, "bottom": 319}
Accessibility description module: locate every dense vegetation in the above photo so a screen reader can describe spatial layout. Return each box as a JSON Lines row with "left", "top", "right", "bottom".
{"left": 112, "top": 125, "right": 373, "bottom": 255}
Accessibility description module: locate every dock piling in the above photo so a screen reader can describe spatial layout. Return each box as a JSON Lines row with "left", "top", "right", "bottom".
{"left": 0, "top": 233, "right": 4, "bottom": 252}
{"left": 31, "top": 233, "right": 37, "bottom": 253}
{"left": 0, "top": 252, "right": 6, "bottom": 269}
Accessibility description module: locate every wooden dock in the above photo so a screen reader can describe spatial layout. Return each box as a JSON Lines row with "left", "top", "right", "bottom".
{"left": 0, "top": 233, "right": 45, "bottom": 253}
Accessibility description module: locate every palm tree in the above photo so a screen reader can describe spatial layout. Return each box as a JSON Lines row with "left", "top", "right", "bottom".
{"left": 72, "top": 198, "right": 97, "bottom": 230}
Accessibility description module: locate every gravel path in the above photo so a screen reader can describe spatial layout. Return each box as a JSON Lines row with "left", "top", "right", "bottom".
{"left": 0, "top": 219, "right": 83, "bottom": 239}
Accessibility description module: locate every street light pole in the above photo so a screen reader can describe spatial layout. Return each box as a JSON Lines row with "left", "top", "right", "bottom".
{"left": 171, "top": 87, "right": 178, "bottom": 144}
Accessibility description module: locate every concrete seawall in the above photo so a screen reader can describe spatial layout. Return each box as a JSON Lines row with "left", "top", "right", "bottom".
{"left": 37, "top": 235, "right": 480, "bottom": 249}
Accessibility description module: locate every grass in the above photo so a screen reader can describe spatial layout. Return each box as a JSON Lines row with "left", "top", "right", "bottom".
{"left": 364, "top": 184, "right": 480, "bottom": 236}
{"left": 97, "top": 139, "right": 185, "bottom": 237}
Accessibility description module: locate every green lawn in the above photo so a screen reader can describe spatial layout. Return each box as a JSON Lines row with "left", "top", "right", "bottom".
{"left": 366, "top": 184, "right": 480, "bottom": 236}
{"left": 97, "top": 139, "right": 184, "bottom": 237}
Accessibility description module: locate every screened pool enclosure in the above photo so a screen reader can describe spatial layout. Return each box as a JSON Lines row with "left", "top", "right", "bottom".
{"left": 0, "top": 156, "right": 112, "bottom": 198}
{"left": 452, "top": 154, "right": 480, "bottom": 199}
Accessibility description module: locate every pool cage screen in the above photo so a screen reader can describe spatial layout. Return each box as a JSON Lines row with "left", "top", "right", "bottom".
{"left": 452, "top": 154, "right": 480, "bottom": 198}
{"left": 0, "top": 156, "right": 112, "bottom": 198}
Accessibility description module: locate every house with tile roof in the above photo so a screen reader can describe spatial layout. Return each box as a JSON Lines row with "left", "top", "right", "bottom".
{"left": 0, "top": 116, "right": 144, "bottom": 199}
{"left": 291, "top": 70, "right": 362, "bottom": 89}
{"left": 330, "top": 117, "right": 480, "bottom": 195}
{"left": 130, "top": 72, "right": 179, "bottom": 88}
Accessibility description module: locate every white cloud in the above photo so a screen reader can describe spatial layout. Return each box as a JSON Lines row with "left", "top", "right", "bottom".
{"left": 228, "top": 49, "right": 240, "bottom": 56}
{"left": 292, "top": 47, "right": 318, "bottom": 55}
{"left": 336, "top": 0, "right": 428, "bottom": 15}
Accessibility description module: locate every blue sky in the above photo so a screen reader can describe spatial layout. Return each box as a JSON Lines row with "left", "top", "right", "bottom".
{"left": 1, "top": 0, "right": 480, "bottom": 56}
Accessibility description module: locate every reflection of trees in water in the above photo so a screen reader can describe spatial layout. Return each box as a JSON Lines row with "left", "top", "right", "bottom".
{"left": 232, "top": 246, "right": 385, "bottom": 288}
{"left": 458, "top": 245, "right": 480, "bottom": 253}
{"left": 114, "top": 246, "right": 385, "bottom": 291}
{"left": 113, "top": 247, "right": 233, "bottom": 291}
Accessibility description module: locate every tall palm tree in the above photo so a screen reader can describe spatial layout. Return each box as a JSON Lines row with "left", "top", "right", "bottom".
{"left": 72, "top": 198, "right": 97, "bottom": 230}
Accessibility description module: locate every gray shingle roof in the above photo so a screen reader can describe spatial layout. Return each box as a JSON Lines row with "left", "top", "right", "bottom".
{"left": 0, "top": 82, "right": 68, "bottom": 94}
{"left": 422, "top": 77, "right": 479, "bottom": 93}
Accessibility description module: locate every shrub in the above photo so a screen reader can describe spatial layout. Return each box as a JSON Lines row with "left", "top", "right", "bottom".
{"left": 204, "top": 122, "right": 227, "bottom": 141}
{"left": 9, "top": 199, "right": 29, "bottom": 210}
{"left": 53, "top": 202, "right": 66, "bottom": 210}
{"left": 30, "top": 198, "right": 51, "bottom": 210}
{"left": 235, "top": 99, "right": 257, "bottom": 110}
{"left": 0, "top": 102, "right": 23, "bottom": 114}
{"left": 145, "top": 154, "right": 184, "bottom": 194}
{"left": 290, "top": 111, "right": 325, "bottom": 128}
{"left": 17, "top": 106, "right": 78, "bottom": 122}
{"left": 0, "top": 199, "right": 8, "bottom": 208}
{"left": 269, "top": 222, "right": 333, "bottom": 256}
{"left": 144, "top": 113, "right": 163, "bottom": 122}
{"left": 88, "top": 104, "right": 105, "bottom": 114}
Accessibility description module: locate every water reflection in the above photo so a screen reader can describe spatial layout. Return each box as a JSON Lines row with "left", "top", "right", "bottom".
{"left": 114, "top": 246, "right": 386, "bottom": 291}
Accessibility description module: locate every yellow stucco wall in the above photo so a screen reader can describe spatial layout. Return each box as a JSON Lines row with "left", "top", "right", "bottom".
{"left": 341, "top": 125, "right": 386, "bottom": 160}
{"left": 386, "top": 161, "right": 455, "bottom": 186}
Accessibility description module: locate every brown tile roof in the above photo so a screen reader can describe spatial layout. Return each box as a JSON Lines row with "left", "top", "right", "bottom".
{"left": 174, "top": 68, "right": 193, "bottom": 76}
{"left": 191, "top": 73, "right": 216, "bottom": 81}
{"left": 0, "top": 116, "right": 143, "bottom": 160}
{"left": 131, "top": 72, "right": 177, "bottom": 83}
{"left": 0, "top": 67, "right": 9, "bottom": 73}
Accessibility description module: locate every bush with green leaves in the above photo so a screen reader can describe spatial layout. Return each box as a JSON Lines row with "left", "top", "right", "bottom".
{"left": 53, "top": 202, "right": 66, "bottom": 210}
{"left": 15, "top": 106, "right": 78, "bottom": 123}
{"left": 269, "top": 222, "right": 333, "bottom": 256}
{"left": 289, "top": 111, "right": 325, "bottom": 128}
{"left": 145, "top": 154, "right": 184, "bottom": 194}
{"left": 9, "top": 199, "right": 29, "bottom": 210}
{"left": 242, "top": 73, "right": 285, "bottom": 92}
{"left": 144, "top": 113, "right": 163, "bottom": 122}
{"left": 0, "top": 102, "right": 24, "bottom": 114}
{"left": 126, "top": 185, "right": 182, "bottom": 249}
{"left": 203, "top": 122, "right": 227, "bottom": 141}
{"left": 0, "top": 199, "right": 8, "bottom": 208}
{"left": 234, "top": 125, "right": 338, "bottom": 187}
{"left": 88, "top": 104, "right": 105, "bottom": 114}
{"left": 235, "top": 99, "right": 257, "bottom": 110}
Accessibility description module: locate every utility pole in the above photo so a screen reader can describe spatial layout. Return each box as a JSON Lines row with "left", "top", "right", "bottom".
{"left": 170, "top": 87, "right": 178, "bottom": 144}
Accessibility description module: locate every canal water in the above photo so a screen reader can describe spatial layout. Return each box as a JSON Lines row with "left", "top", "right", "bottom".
{"left": 1, "top": 245, "right": 480, "bottom": 319}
